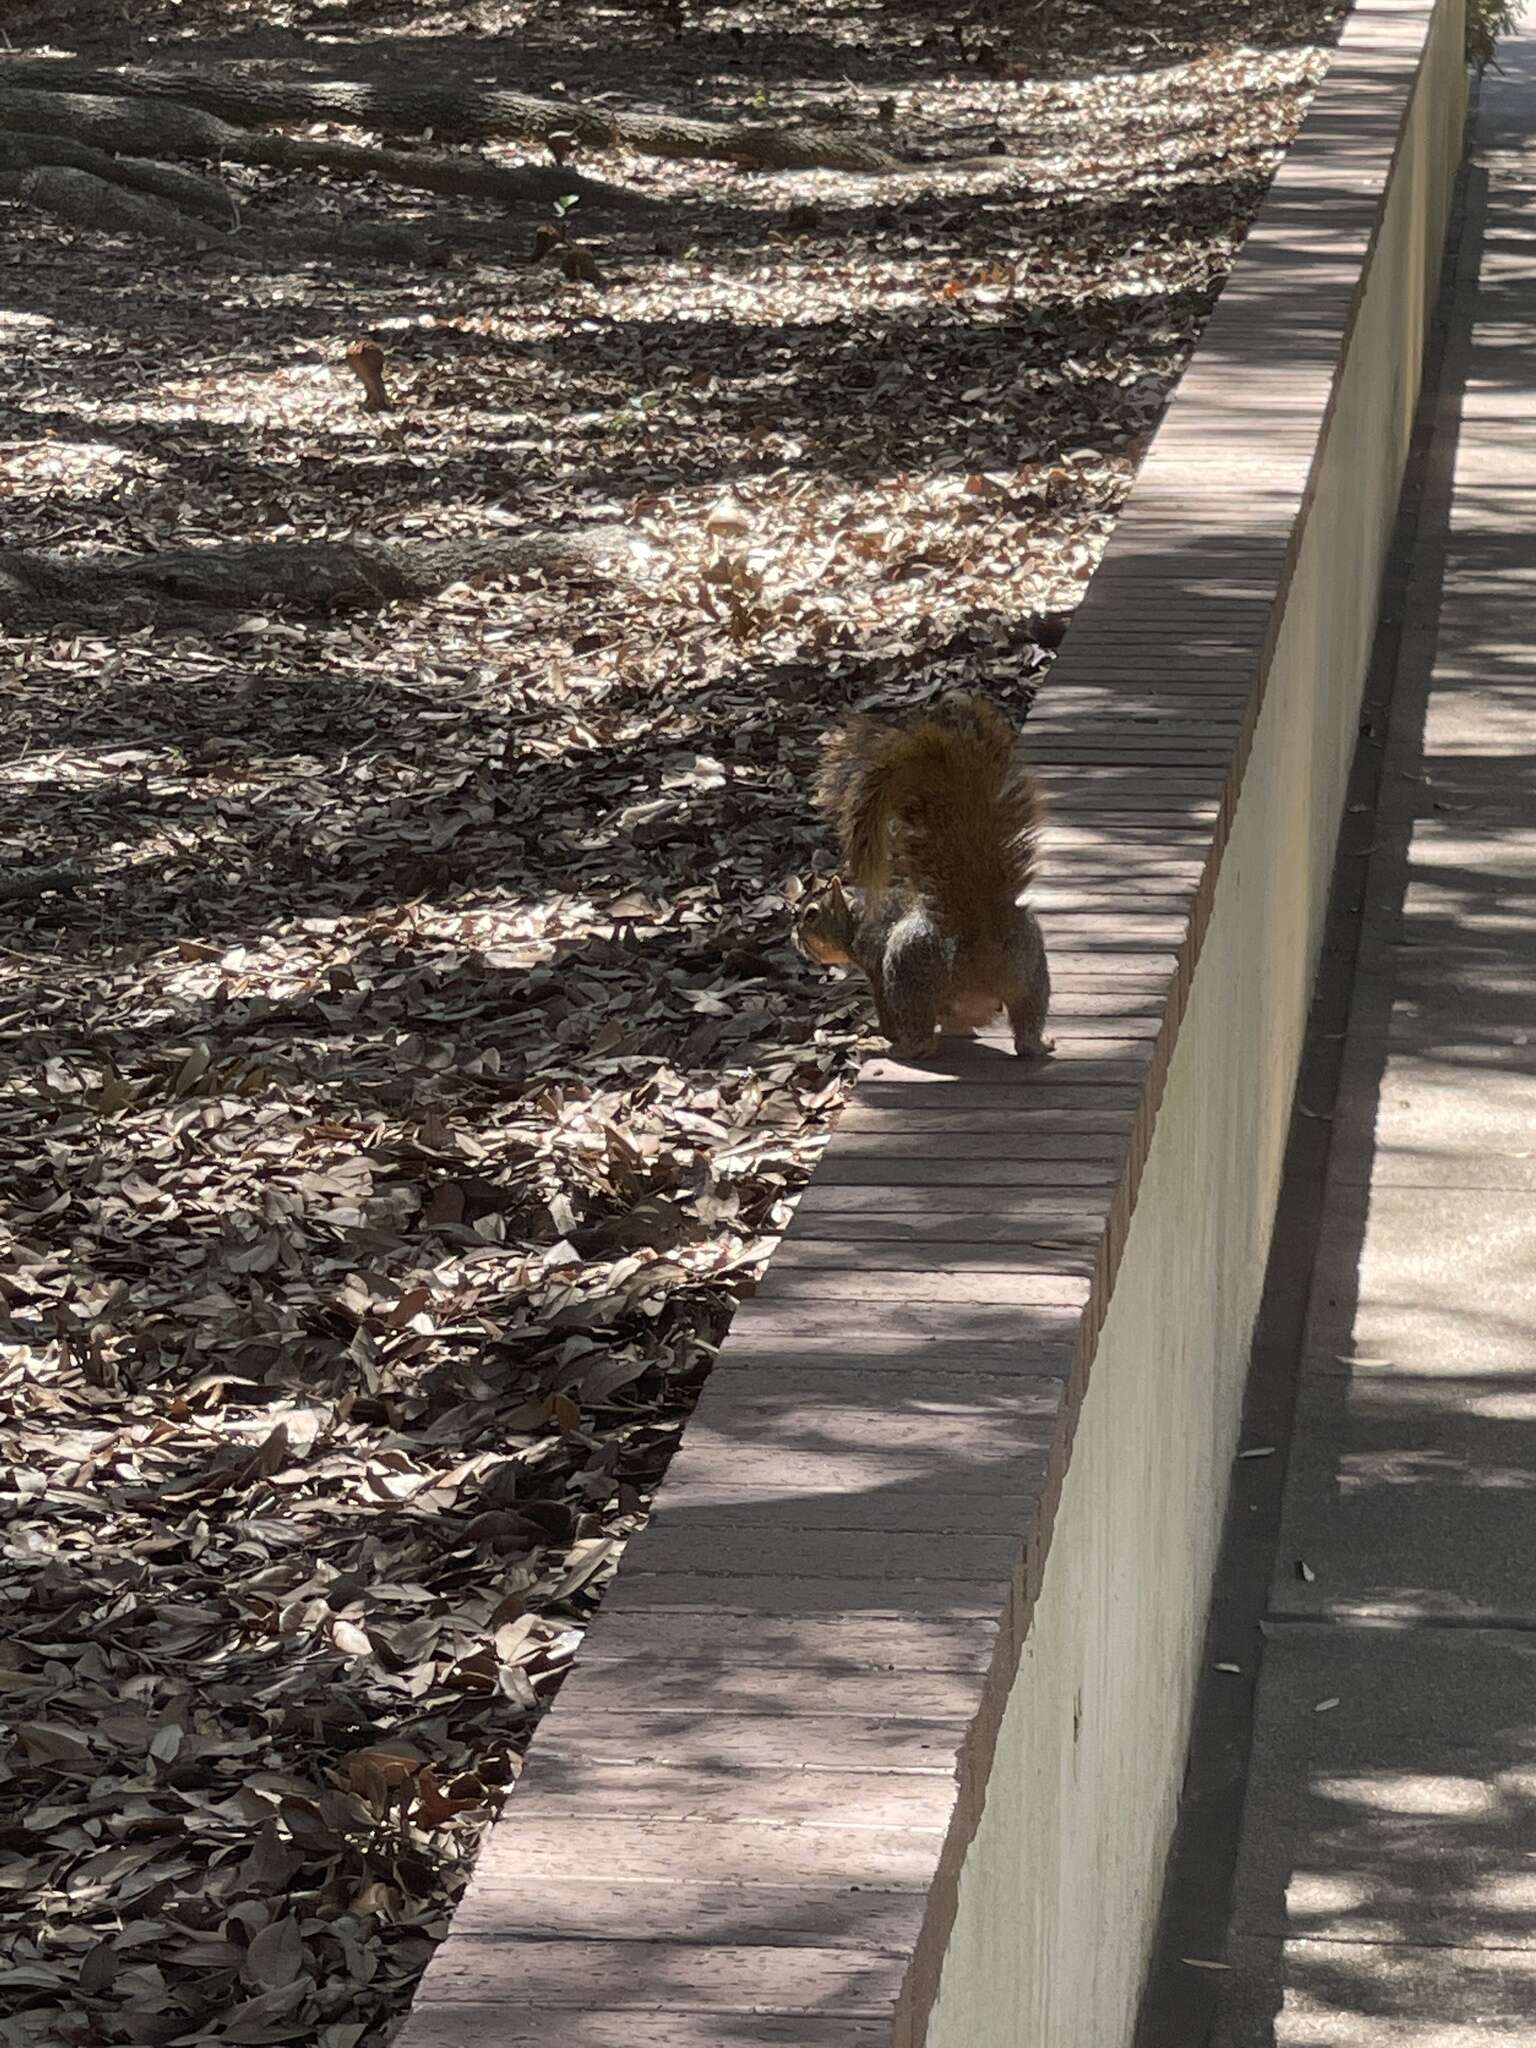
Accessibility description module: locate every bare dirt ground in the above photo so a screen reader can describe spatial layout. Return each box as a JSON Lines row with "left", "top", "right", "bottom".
{"left": 0, "top": 2, "right": 1342, "bottom": 2041}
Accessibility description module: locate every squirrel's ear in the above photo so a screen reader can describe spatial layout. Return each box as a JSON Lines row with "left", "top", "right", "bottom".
{"left": 794, "top": 876, "right": 856, "bottom": 966}
{"left": 798, "top": 925, "right": 849, "bottom": 965}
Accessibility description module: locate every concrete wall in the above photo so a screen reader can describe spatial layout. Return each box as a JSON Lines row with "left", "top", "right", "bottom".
{"left": 919, "top": 5, "right": 1467, "bottom": 2044}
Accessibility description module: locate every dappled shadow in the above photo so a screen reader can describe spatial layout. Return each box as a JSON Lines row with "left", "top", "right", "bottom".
{"left": 0, "top": 174, "right": 1248, "bottom": 533}
{"left": 1133, "top": 98, "right": 1536, "bottom": 2033}
{"left": 0, "top": 0, "right": 1352, "bottom": 2042}
{"left": 1125, "top": 119, "right": 1536, "bottom": 2041}
{"left": 0, "top": 491, "right": 1277, "bottom": 2035}
{"left": 1219, "top": 1613, "right": 1536, "bottom": 2034}
{"left": 1266, "top": 547, "right": 1536, "bottom": 1640}
{"left": 14, "top": 0, "right": 1347, "bottom": 98}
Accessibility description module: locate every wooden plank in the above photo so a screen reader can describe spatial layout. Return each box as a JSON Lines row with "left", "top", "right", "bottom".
{"left": 769, "top": 1239, "right": 1097, "bottom": 1277}
{"left": 446, "top": 1877, "right": 929, "bottom": 1947}
{"left": 559, "top": 1662, "right": 986, "bottom": 1720}
{"left": 505, "top": 1757, "right": 958, "bottom": 1826}
{"left": 399, "top": 2012, "right": 888, "bottom": 2046}
{"left": 721, "top": 1298, "right": 1079, "bottom": 1347}
{"left": 414, "top": 1939, "right": 907, "bottom": 2013}
{"left": 575, "top": 1612, "right": 998, "bottom": 1672}
{"left": 751, "top": 1265, "right": 1092, "bottom": 1307}
{"left": 616, "top": 1531, "right": 1020, "bottom": 1589}
{"left": 535, "top": 1710, "right": 977, "bottom": 1773}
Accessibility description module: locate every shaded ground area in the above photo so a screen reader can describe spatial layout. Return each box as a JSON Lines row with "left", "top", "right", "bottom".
{"left": 0, "top": 1, "right": 1341, "bottom": 2041}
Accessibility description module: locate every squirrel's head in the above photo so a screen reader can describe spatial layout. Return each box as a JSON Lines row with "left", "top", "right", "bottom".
{"left": 793, "top": 876, "right": 859, "bottom": 966}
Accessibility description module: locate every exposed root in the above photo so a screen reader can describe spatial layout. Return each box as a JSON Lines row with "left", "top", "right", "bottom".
{"left": 0, "top": 531, "right": 637, "bottom": 630}
{"left": 2, "top": 61, "right": 904, "bottom": 173}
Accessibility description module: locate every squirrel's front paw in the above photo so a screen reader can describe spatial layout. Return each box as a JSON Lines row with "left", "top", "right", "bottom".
{"left": 1014, "top": 1032, "right": 1055, "bottom": 1060}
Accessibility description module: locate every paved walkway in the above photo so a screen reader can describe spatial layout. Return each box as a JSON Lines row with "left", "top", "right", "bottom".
{"left": 1203, "top": 25, "right": 1536, "bottom": 2045}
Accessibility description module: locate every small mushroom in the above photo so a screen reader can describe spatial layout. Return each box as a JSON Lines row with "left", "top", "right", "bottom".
{"left": 343, "top": 339, "right": 391, "bottom": 412}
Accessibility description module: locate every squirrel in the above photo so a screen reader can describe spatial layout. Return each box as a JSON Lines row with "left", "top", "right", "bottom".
{"left": 795, "top": 692, "right": 1052, "bottom": 1062}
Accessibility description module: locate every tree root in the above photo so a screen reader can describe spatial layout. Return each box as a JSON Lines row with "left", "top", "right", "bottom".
{"left": 0, "top": 163, "right": 232, "bottom": 250}
{"left": 1, "top": 60, "right": 903, "bottom": 174}
{"left": 0, "top": 81, "right": 660, "bottom": 212}
{"left": 0, "top": 130, "right": 237, "bottom": 226}
{"left": 0, "top": 530, "right": 635, "bottom": 630}
{"left": 0, "top": 111, "right": 468, "bottom": 261}
{"left": 0, "top": 161, "right": 435, "bottom": 263}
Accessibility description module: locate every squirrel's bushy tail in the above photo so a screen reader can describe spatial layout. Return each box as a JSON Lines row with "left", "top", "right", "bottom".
{"left": 815, "top": 693, "right": 1040, "bottom": 919}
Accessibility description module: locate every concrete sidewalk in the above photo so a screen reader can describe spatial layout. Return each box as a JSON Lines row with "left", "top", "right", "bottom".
{"left": 1204, "top": 25, "right": 1536, "bottom": 2045}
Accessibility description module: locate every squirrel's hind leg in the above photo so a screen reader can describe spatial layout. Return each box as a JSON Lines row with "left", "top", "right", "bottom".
{"left": 871, "top": 916, "right": 943, "bottom": 1061}
{"left": 1003, "top": 909, "right": 1053, "bottom": 1060}
{"left": 873, "top": 984, "right": 940, "bottom": 1062}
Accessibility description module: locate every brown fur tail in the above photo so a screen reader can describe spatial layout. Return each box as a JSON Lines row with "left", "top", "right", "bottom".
{"left": 814, "top": 693, "right": 1041, "bottom": 915}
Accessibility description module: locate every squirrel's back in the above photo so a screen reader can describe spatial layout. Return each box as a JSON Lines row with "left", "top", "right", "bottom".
{"left": 815, "top": 693, "right": 1040, "bottom": 935}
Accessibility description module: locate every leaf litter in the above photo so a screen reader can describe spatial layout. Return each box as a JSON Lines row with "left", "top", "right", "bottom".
{"left": 0, "top": 0, "right": 1343, "bottom": 2039}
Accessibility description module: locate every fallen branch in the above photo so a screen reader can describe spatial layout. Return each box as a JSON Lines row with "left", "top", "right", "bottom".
{"left": 1, "top": 61, "right": 903, "bottom": 173}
